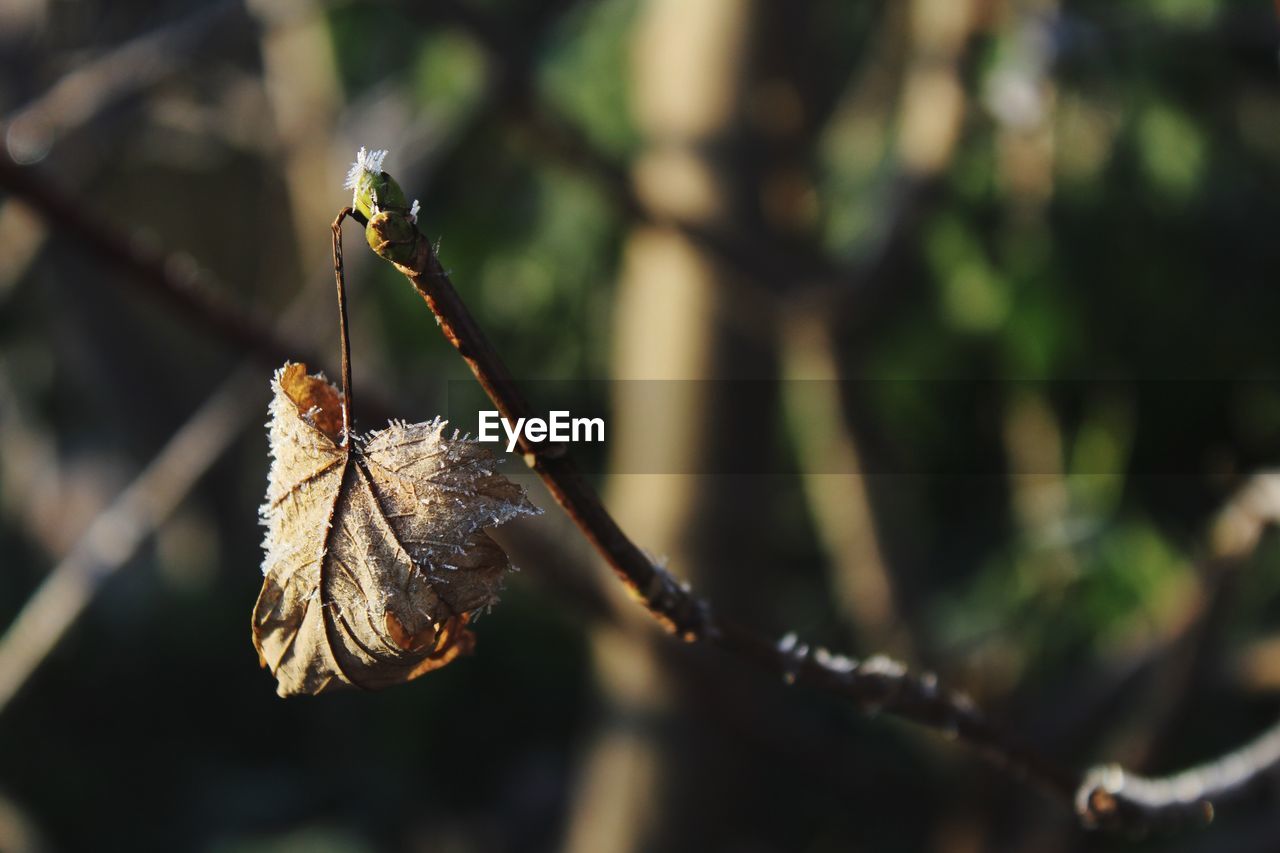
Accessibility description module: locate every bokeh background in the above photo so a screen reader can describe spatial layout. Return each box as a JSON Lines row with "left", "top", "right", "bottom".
{"left": 3, "top": 0, "right": 1280, "bottom": 850}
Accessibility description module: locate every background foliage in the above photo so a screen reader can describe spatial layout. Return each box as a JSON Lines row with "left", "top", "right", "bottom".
{"left": 2, "top": 0, "right": 1280, "bottom": 850}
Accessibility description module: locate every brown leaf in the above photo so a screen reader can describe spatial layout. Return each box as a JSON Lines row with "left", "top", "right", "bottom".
{"left": 252, "top": 362, "right": 540, "bottom": 697}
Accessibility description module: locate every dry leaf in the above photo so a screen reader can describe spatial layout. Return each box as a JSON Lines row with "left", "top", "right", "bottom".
{"left": 252, "top": 362, "right": 540, "bottom": 697}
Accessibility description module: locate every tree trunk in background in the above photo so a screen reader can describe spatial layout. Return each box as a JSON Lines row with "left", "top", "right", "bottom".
{"left": 778, "top": 0, "right": 978, "bottom": 657}
{"left": 251, "top": 0, "right": 342, "bottom": 266}
{"left": 779, "top": 311, "right": 905, "bottom": 651}
{"left": 560, "top": 1, "right": 779, "bottom": 850}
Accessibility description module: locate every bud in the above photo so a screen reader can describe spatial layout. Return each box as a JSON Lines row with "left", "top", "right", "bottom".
{"left": 366, "top": 210, "right": 419, "bottom": 266}
{"left": 344, "top": 147, "right": 412, "bottom": 220}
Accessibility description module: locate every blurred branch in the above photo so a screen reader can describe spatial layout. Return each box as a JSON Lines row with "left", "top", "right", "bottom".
{"left": 779, "top": 309, "right": 907, "bottom": 653}
{"left": 1076, "top": 720, "right": 1280, "bottom": 832}
{"left": 417, "top": 1, "right": 840, "bottom": 303}
{"left": 354, "top": 206, "right": 1085, "bottom": 819}
{"left": 0, "top": 789, "right": 47, "bottom": 853}
{"left": 502, "top": 519, "right": 953, "bottom": 816}
{"left": 1126, "top": 475, "right": 1280, "bottom": 764}
{"left": 0, "top": 78, "right": 499, "bottom": 424}
{"left": 0, "top": 198, "right": 45, "bottom": 301}
{"left": 1075, "top": 472, "right": 1280, "bottom": 832}
{"left": 0, "top": 1, "right": 257, "bottom": 302}
{"left": 250, "top": 0, "right": 341, "bottom": 271}
{"left": 422, "top": 0, "right": 962, "bottom": 372}
{"left": 828, "top": 0, "right": 974, "bottom": 336}
{"left": 2, "top": 0, "right": 252, "bottom": 163}
{"left": 1208, "top": 472, "right": 1280, "bottom": 561}
{"left": 1055, "top": 5, "right": 1280, "bottom": 72}
{"left": 0, "top": 151, "right": 305, "bottom": 368}
{"left": 1019, "top": 472, "right": 1280, "bottom": 813}
{"left": 0, "top": 365, "right": 258, "bottom": 716}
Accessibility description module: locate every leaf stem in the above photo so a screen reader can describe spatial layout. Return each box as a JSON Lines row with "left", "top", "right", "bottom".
{"left": 332, "top": 208, "right": 355, "bottom": 444}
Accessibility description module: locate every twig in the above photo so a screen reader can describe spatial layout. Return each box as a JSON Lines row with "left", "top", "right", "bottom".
{"left": 1077, "top": 718, "right": 1280, "bottom": 832}
{"left": 345, "top": 199, "right": 1083, "bottom": 816}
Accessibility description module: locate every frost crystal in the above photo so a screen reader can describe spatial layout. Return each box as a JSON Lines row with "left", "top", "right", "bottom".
{"left": 344, "top": 146, "right": 388, "bottom": 192}
{"left": 776, "top": 632, "right": 812, "bottom": 685}
{"left": 814, "top": 647, "right": 858, "bottom": 674}
{"left": 859, "top": 654, "right": 906, "bottom": 679}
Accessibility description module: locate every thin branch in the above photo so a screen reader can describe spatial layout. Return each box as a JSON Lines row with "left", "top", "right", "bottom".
{"left": 1077, "top": 719, "right": 1280, "bottom": 832}
{"left": 348, "top": 204, "right": 1084, "bottom": 816}
{"left": 0, "top": 151, "right": 305, "bottom": 369}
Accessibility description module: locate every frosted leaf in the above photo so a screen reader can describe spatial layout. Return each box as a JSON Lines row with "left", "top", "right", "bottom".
{"left": 252, "top": 362, "right": 540, "bottom": 697}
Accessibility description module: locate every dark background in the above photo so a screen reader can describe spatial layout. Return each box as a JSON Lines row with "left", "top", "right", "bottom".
{"left": 3, "top": 0, "right": 1280, "bottom": 850}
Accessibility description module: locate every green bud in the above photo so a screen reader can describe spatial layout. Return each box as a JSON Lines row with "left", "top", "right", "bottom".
{"left": 344, "top": 147, "right": 413, "bottom": 220}
{"left": 354, "top": 170, "right": 410, "bottom": 220}
{"left": 366, "top": 210, "right": 419, "bottom": 266}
